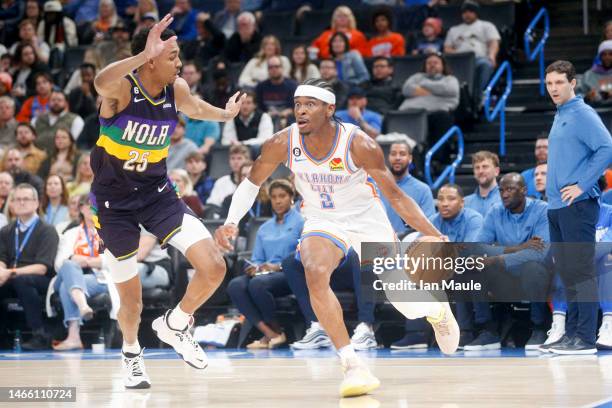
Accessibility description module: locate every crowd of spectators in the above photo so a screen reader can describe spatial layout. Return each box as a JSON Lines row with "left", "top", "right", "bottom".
{"left": 0, "top": 0, "right": 610, "bottom": 353}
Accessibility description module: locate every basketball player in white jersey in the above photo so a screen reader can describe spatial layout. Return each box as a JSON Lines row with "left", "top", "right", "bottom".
{"left": 215, "top": 79, "right": 459, "bottom": 398}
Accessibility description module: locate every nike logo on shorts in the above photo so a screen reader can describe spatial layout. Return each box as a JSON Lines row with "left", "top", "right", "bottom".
{"left": 134, "top": 97, "right": 146, "bottom": 103}
{"left": 158, "top": 182, "right": 167, "bottom": 192}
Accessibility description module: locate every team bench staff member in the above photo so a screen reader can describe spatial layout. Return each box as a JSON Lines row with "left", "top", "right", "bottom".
{"left": 543, "top": 60, "right": 612, "bottom": 355}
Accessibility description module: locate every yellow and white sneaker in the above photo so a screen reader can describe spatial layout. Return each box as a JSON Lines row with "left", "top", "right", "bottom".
{"left": 426, "top": 302, "right": 460, "bottom": 354}
{"left": 339, "top": 356, "right": 380, "bottom": 398}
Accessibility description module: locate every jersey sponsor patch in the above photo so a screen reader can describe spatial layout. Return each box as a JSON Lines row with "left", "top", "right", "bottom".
{"left": 329, "top": 157, "right": 344, "bottom": 172}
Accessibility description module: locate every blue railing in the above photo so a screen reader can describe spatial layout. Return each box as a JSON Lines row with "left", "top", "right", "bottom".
{"left": 483, "top": 61, "right": 512, "bottom": 157}
{"left": 524, "top": 8, "right": 550, "bottom": 96}
{"left": 424, "top": 125, "right": 464, "bottom": 189}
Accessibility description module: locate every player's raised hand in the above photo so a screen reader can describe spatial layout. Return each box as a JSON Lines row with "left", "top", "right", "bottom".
{"left": 224, "top": 92, "right": 247, "bottom": 120}
{"left": 144, "top": 14, "right": 177, "bottom": 60}
{"left": 214, "top": 224, "right": 239, "bottom": 252}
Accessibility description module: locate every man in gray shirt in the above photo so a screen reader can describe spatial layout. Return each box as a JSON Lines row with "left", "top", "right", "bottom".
{"left": 444, "top": 0, "right": 500, "bottom": 103}
{"left": 399, "top": 53, "right": 460, "bottom": 112}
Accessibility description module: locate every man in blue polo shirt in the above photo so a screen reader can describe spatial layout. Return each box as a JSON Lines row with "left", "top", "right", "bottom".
{"left": 464, "top": 151, "right": 502, "bottom": 216}
{"left": 463, "top": 173, "right": 551, "bottom": 351}
{"left": 541, "top": 60, "right": 612, "bottom": 355}
{"left": 379, "top": 141, "right": 435, "bottom": 238}
{"left": 521, "top": 134, "right": 548, "bottom": 199}
{"left": 391, "top": 183, "right": 483, "bottom": 349}
{"left": 335, "top": 87, "right": 383, "bottom": 139}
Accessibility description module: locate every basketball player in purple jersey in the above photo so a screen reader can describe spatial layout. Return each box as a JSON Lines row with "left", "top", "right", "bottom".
{"left": 215, "top": 79, "right": 459, "bottom": 398}
{"left": 93, "top": 14, "right": 245, "bottom": 389}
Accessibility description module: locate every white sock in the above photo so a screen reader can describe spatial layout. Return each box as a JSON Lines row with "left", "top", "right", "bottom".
{"left": 553, "top": 312, "right": 566, "bottom": 327}
{"left": 310, "top": 321, "right": 321, "bottom": 331}
{"left": 168, "top": 304, "right": 191, "bottom": 330}
{"left": 122, "top": 340, "right": 141, "bottom": 355}
{"left": 603, "top": 314, "right": 612, "bottom": 325}
{"left": 338, "top": 344, "right": 357, "bottom": 361}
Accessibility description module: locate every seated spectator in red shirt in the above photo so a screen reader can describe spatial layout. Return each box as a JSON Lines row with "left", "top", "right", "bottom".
{"left": 310, "top": 6, "right": 368, "bottom": 60}
{"left": 16, "top": 72, "right": 53, "bottom": 123}
{"left": 366, "top": 7, "right": 406, "bottom": 58}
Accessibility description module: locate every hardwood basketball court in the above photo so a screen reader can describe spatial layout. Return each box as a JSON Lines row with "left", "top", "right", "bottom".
{"left": 1, "top": 349, "right": 611, "bottom": 407}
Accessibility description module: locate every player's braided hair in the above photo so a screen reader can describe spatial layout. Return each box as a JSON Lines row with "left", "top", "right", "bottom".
{"left": 300, "top": 78, "right": 345, "bottom": 130}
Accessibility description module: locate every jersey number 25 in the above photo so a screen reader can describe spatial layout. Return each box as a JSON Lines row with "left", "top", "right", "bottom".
{"left": 123, "top": 150, "right": 150, "bottom": 172}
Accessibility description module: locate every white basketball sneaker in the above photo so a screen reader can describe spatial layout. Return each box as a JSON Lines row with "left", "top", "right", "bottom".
{"left": 351, "top": 323, "right": 378, "bottom": 351}
{"left": 339, "top": 356, "right": 380, "bottom": 398}
{"left": 427, "top": 302, "right": 460, "bottom": 354}
{"left": 122, "top": 348, "right": 151, "bottom": 389}
{"left": 152, "top": 310, "right": 208, "bottom": 369}
{"left": 290, "top": 322, "right": 332, "bottom": 350}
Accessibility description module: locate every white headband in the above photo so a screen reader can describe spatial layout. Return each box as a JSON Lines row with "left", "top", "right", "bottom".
{"left": 294, "top": 85, "right": 336, "bottom": 105}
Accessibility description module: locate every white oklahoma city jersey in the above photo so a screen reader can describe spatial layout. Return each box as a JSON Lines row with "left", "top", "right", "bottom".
{"left": 286, "top": 121, "right": 396, "bottom": 259}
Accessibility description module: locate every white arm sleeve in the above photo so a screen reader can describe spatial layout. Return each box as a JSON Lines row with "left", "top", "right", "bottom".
{"left": 225, "top": 178, "right": 260, "bottom": 226}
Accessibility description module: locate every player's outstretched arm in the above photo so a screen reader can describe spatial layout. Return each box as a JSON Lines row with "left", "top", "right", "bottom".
{"left": 175, "top": 79, "right": 246, "bottom": 122}
{"left": 214, "top": 130, "right": 289, "bottom": 250}
{"left": 94, "top": 14, "right": 176, "bottom": 97}
{"left": 351, "top": 131, "right": 443, "bottom": 238}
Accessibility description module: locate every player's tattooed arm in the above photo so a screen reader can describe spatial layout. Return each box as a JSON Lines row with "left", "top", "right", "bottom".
{"left": 174, "top": 78, "right": 246, "bottom": 122}
{"left": 350, "top": 130, "right": 443, "bottom": 238}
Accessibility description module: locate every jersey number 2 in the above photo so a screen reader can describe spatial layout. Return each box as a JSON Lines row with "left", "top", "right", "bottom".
{"left": 320, "top": 193, "right": 335, "bottom": 209}
{"left": 123, "top": 151, "right": 150, "bottom": 172}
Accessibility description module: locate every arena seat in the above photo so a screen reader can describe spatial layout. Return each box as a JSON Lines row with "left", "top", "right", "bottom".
{"left": 270, "top": 164, "right": 291, "bottom": 180}
{"left": 444, "top": 51, "right": 475, "bottom": 93}
{"left": 297, "top": 10, "right": 332, "bottom": 38}
{"left": 322, "top": 0, "right": 362, "bottom": 10}
{"left": 382, "top": 109, "right": 429, "bottom": 145}
{"left": 390, "top": 55, "right": 426, "bottom": 87}
{"left": 208, "top": 145, "right": 231, "bottom": 179}
{"left": 228, "top": 62, "right": 246, "bottom": 86}
{"left": 63, "top": 46, "right": 87, "bottom": 72}
{"left": 191, "top": 0, "right": 225, "bottom": 14}
{"left": 260, "top": 11, "right": 296, "bottom": 38}
{"left": 598, "top": 109, "right": 612, "bottom": 132}
{"left": 281, "top": 37, "right": 311, "bottom": 58}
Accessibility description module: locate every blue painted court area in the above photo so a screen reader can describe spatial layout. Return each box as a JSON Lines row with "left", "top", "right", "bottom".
{"left": 1, "top": 348, "right": 611, "bottom": 361}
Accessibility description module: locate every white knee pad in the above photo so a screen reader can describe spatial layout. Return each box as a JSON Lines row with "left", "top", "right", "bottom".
{"left": 168, "top": 213, "right": 212, "bottom": 255}
{"left": 104, "top": 250, "right": 138, "bottom": 283}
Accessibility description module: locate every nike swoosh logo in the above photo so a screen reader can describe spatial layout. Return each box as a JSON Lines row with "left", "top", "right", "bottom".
{"left": 158, "top": 182, "right": 167, "bottom": 192}
{"left": 134, "top": 97, "right": 146, "bottom": 103}
{"left": 294, "top": 158, "right": 307, "bottom": 162}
